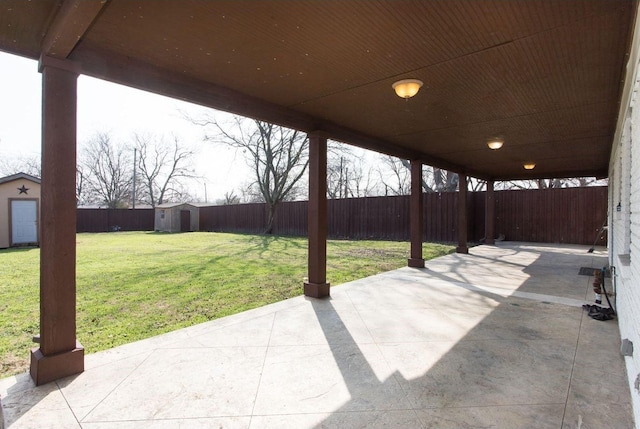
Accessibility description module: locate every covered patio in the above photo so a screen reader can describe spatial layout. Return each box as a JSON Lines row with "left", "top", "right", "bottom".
{"left": 1, "top": 243, "right": 632, "bottom": 428}
{"left": 1, "top": 1, "right": 638, "bottom": 427}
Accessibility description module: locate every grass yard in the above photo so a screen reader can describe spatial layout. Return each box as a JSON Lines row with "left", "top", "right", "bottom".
{"left": 0, "top": 232, "right": 453, "bottom": 378}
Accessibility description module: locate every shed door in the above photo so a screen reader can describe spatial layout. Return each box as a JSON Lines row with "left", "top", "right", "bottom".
{"left": 11, "top": 200, "right": 38, "bottom": 245}
{"left": 180, "top": 210, "right": 191, "bottom": 232}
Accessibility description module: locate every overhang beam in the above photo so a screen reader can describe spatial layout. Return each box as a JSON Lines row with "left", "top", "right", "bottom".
{"left": 41, "top": 0, "right": 109, "bottom": 59}
{"left": 492, "top": 168, "right": 609, "bottom": 182}
{"left": 72, "top": 44, "right": 477, "bottom": 176}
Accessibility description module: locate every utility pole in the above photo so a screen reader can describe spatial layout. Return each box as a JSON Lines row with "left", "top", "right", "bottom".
{"left": 132, "top": 148, "right": 137, "bottom": 209}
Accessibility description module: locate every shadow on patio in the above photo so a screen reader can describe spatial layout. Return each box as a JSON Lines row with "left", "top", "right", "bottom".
{"left": 0, "top": 243, "right": 633, "bottom": 428}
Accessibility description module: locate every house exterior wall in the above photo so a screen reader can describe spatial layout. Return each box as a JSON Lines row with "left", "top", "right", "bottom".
{"left": 610, "top": 11, "right": 640, "bottom": 425}
{"left": 0, "top": 178, "right": 41, "bottom": 248}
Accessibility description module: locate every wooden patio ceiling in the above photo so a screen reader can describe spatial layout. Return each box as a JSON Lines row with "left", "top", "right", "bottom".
{"left": 0, "top": 0, "right": 636, "bottom": 180}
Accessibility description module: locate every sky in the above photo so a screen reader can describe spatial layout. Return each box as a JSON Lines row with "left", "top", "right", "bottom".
{"left": 0, "top": 51, "right": 249, "bottom": 202}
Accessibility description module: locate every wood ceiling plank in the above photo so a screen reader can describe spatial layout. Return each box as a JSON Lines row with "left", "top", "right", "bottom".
{"left": 1, "top": 0, "right": 634, "bottom": 180}
{"left": 73, "top": 43, "right": 478, "bottom": 176}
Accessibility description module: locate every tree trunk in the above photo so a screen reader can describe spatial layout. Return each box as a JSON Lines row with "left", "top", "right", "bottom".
{"left": 265, "top": 203, "right": 277, "bottom": 234}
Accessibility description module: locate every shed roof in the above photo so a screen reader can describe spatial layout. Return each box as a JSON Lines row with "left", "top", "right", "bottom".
{"left": 0, "top": 0, "right": 635, "bottom": 180}
{"left": 156, "top": 203, "right": 200, "bottom": 209}
{"left": 0, "top": 172, "right": 41, "bottom": 185}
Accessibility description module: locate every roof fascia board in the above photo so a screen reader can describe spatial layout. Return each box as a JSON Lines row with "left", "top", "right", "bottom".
{"left": 610, "top": 0, "right": 640, "bottom": 172}
{"left": 0, "top": 172, "right": 41, "bottom": 184}
{"left": 493, "top": 168, "right": 608, "bottom": 182}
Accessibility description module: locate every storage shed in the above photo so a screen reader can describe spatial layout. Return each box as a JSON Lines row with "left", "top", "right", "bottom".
{"left": 154, "top": 203, "right": 199, "bottom": 232}
{"left": 0, "top": 172, "right": 41, "bottom": 248}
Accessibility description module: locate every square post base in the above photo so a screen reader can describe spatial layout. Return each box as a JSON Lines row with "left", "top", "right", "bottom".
{"left": 304, "top": 282, "right": 330, "bottom": 298}
{"left": 484, "top": 238, "right": 495, "bottom": 245}
{"left": 408, "top": 258, "right": 425, "bottom": 268}
{"left": 30, "top": 342, "right": 84, "bottom": 386}
{"left": 456, "top": 246, "right": 469, "bottom": 254}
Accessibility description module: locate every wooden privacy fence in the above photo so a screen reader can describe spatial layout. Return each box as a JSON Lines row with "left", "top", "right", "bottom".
{"left": 76, "top": 187, "right": 608, "bottom": 245}
{"left": 198, "top": 186, "right": 608, "bottom": 245}
{"left": 77, "top": 208, "right": 155, "bottom": 232}
{"left": 494, "top": 187, "right": 607, "bottom": 244}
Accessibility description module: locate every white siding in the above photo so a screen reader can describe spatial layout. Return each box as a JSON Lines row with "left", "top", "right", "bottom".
{"left": 612, "top": 66, "right": 640, "bottom": 427}
{"left": 611, "top": 128, "right": 625, "bottom": 261}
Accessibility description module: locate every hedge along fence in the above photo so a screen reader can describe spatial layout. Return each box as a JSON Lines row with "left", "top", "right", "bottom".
{"left": 198, "top": 186, "right": 608, "bottom": 245}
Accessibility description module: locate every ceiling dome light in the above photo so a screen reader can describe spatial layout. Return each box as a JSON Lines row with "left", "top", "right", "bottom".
{"left": 487, "top": 138, "right": 504, "bottom": 150}
{"left": 523, "top": 163, "right": 536, "bottom": 170}
{"left": 392, "top": 79, "right": 424, "bottom": 98}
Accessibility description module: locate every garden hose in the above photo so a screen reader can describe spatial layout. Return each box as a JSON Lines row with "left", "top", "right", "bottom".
{"left": 601, "top": 266, "right": 616, "bottom": 315}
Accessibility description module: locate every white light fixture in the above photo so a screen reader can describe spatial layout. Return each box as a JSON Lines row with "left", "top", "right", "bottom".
{"left": 523, "top": 162, "right": 536, "bottom": 170}
{"left": 392, "top": 79, "right": 423, "bottom": 98}
{"left": 487, "top": 138, "right": 504, "bottom": 150}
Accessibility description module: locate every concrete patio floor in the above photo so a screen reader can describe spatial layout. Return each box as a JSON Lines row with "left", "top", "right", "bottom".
{"left": 1, "top": 242, "right": 634, "bottom": 428}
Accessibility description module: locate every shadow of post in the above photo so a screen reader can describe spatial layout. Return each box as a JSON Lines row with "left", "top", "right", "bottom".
{"left": 309, "top": 298, "right": 417, "bottom": 428}
{"left": 307, "top": 244, "right": 632, "bottom": 428}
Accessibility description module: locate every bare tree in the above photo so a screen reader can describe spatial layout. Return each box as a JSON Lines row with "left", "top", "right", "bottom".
{"left": 327, "top": 143, "right": 378, "bottom": 198}
{"left": 497, "top": 177, "right": 607, "bottom": 190}
{"left": 537, "top": 178, "right": 563, "bottom": 189}
{"left": 239, "top": 181, "right": 266, "bottom": 203}
{"left": 0, "top": 155, "right": 41, "bottom": 177}
{"left": 76, "top": 164, "right": 91, "bottom": 206}
{"left": 351, "top": 165, "right": 378, "bottom": 197}
{"left": 216, "top": 190, "right": 241, "bottom": 205}
{"left": 398, "top": 158, "right": 439, "bottom": 193}
{"left": 377, "top": 156, "right": 465, "bottom": 195}
{"left": 133, "top": 133, "right": 197, "bottom": 207}
{"left": 197, "top": 115, "right": 308, "bottom": 233}
{"left": 378, "top": 156, "right": 411, "bottom": 196}
{"left": 433, "top": 167, "right": 458, "bottom": 192}
{"left": 469, "top": 177, "right": 487, "bottom": 191}
{"left": 80, "top": 132, "right": 132, "bottom": 208}
{"left": 327, "top": 153, "right": 350, "bottom": 199}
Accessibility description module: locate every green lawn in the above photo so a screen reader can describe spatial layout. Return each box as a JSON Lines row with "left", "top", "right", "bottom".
{"left": 0, "top": 232, "right": 453, "bottom": 378}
